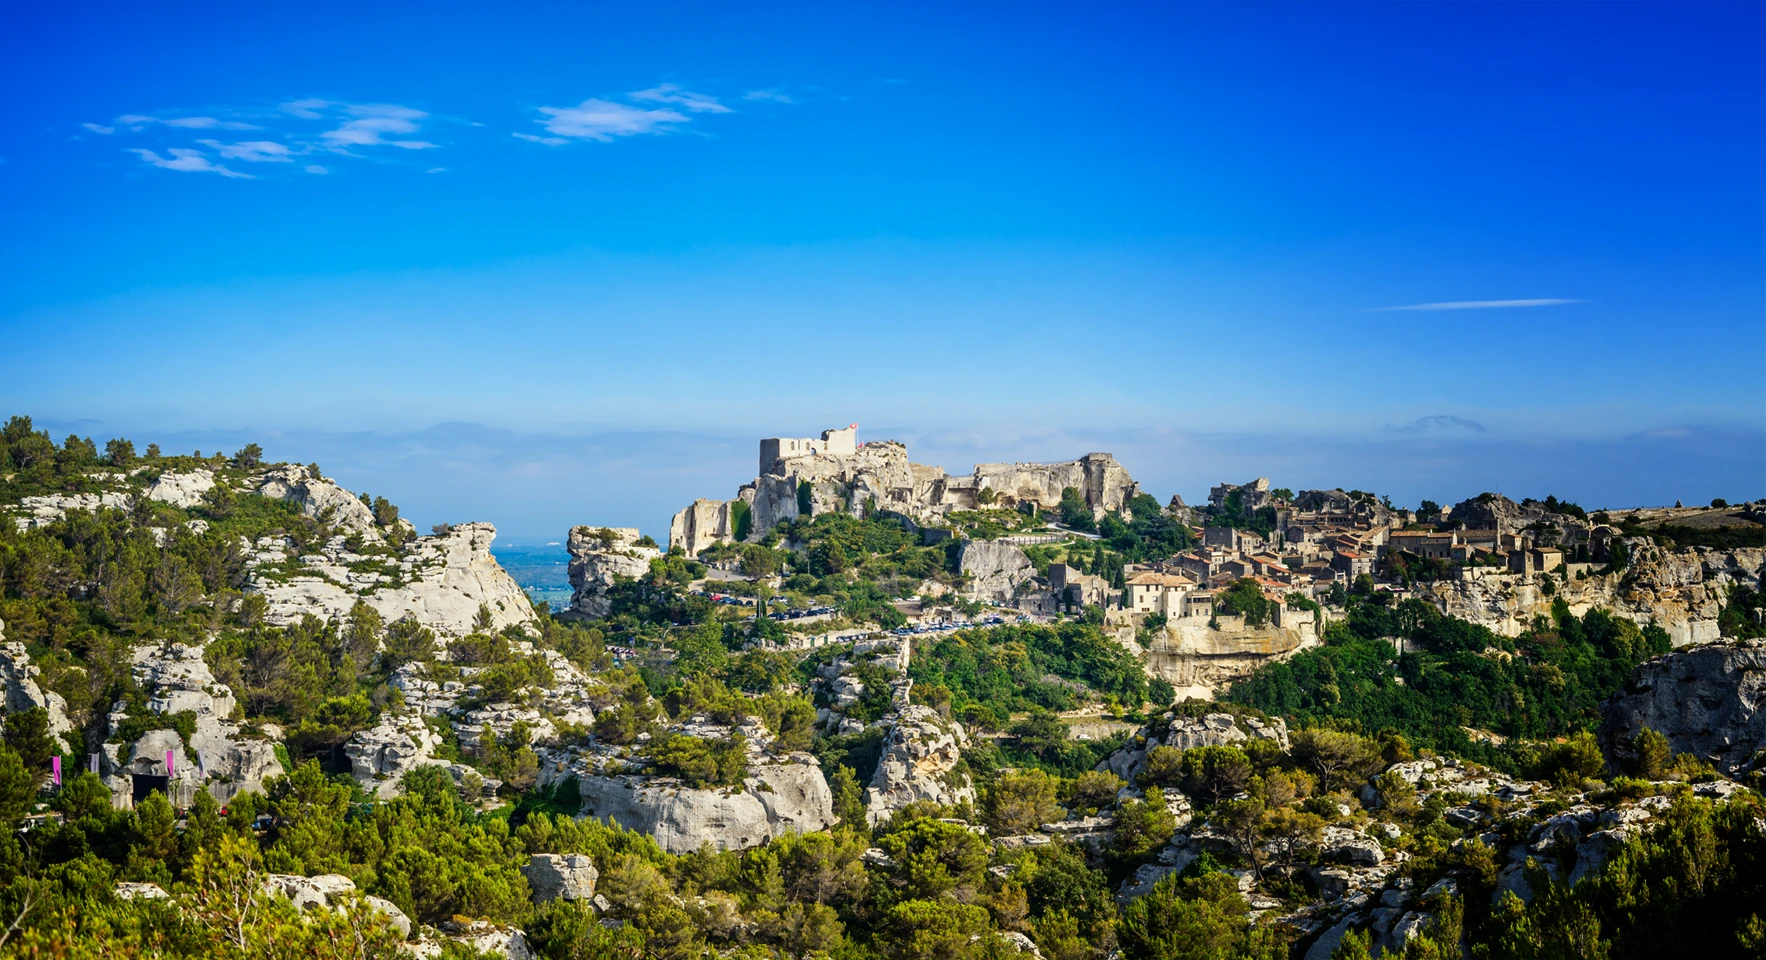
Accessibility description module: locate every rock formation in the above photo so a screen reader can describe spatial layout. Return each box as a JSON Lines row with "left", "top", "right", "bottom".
{"left": 522, "top": 853, "right": 599, "bottom": 903}
{"left": 1099, "top": 712, "right": 1290, "bottom": 784}
{"left": 1599, "top": 639, "right": 1766, "bottom": 775}
{"left": 564, "top": 526, "right": 660, "bottom": 619}
{"left": 345, "top": 714, "right": 446, "bottom": 799}
{"left": 103, "top": 641, "right": 284, "bottom": 806}
{"left": 1140, "top": 617, "right": 1321, "bottom": 700}
{"left": 1423, "top": 545, "right": 1764, "bottom": 646}
{"left": 246, "top": 521, "right": 535, "bottom": 637}
{"left": 0, "top": 624, "right": 74, "bottom": 736}
{"left": 958, "top": 540, "right": 1035, "bottom": 602}
{"left": 252, "top": 464, "right": 387, "bottom": 539}
{"left": 573, "top": 758, "right": 836, "bottom": 854}
{"left": 145, "top": 469, "right": 216, "bottom": 508}
{"left": 865, "top": 705, "right": 975, "bottom": 824}
{"left": 10, "top": 491, "right": 132, "bottom": 530}
{"left": 668, "top": 428, "right": 1141, "bottom": 554}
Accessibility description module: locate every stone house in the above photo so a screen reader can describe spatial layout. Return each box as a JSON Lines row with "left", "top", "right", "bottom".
{"left": 1127, "top": 571, "right": 1198, "bottom": 618}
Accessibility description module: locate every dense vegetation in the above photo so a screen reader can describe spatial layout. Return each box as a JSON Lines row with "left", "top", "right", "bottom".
{"left": 1228, "top": 598, "right": 1672, "bottom": 769}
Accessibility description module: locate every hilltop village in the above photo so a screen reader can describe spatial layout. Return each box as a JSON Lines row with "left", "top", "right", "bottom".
{"left": 0, "top": 415, "right": 1762, "bottom": 960}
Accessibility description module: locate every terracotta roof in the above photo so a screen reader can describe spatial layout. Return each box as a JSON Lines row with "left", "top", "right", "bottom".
{"left": 1126, "top": 571, "right": 1196, "bottom": 588}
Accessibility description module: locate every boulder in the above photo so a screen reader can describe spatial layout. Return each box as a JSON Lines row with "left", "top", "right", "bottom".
{"left": 345, "top": 714, "right": 446, "bottom": 798}
{"left": 1598, "top": 639, "right": 1766, "bottom": 775}
{"left": 577, "top": 759, "right": 836, "bottom": 854}
{"left": 1322, "top": 826, "right": 1385, "bottom": 865}
{"left": 565, "top": 526, "right": 660, "bottom": 619}
{"left": 865, "top": 706, "right": 975, "bottom": 824}
{"left": 145, "top": 469, "right": 216, "bottom": 508}
{"left": 523, "top": 853, "right": 598, "bottom": 903}
{"left": 364, "top": 895, "right": 412, "bottom": 939}
{"left": 115, "top": 882, "right": 169, "bottom": 900}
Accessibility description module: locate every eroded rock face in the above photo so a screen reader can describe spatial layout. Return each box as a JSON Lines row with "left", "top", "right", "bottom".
{"left": 253, "top": 465, "right": 383, "bottom": 539}
{"left": 106, "top": 641, "right": 284, "bottom": 806}
{"left": 146, "top": 469, "right": 215, "bottom": 508}
{"left": 1099, "top": 712, "right": 1289, "bottom": 785}
{"left": 345, "top": 714, "right": 446, "bottom": 799}
{"left": 0, "top": 626, "right": 74, "bottom": 736}
{"left": 1143, "top": 618, "right": 1321, "bottom": 701}
{"left": 565, "top": 526, "right": 660, "bottom": 619}
{"left": 523, "top": 853, "right": 598, "bottom": 902}
{"left": 247, "top": 522, "right": 535, "bottom": 637}
{"left": 1599, "top": 639, "right": 1766, "bottom": 775}
{"left": 11, "top": 491, "right": 133, "bottom": 530}
{"left": 958, "top": 540, "right": 1034, "bottom": 602}
{"left": 576, "top": 759, "right": 836, "bottom": 854}
{"left": 866, "top": 705, "right": 975, "bottom": 824}
{"left": 1424, "top": 546, "right": 1765, "bottom": 646}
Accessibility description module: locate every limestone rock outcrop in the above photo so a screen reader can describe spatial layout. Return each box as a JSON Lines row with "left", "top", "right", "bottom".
{"left": 670, "top": 499, "right": 737, "bottom": 560}
{"left": 575, "top": 758, "right": 836, "bottom": 854}
{"left": 261, "top": 873, "right": 412, "bottom": 939}
{"left": 565, "top": 526, "right": 660, "bottom": 620}
{"left": 523, "top": 853, "right": 599, "bottom": 902}
{"left": 1599, "top": 639, "right": 1766, "bottom": 775}
{"left": 247, "top": 522, "right": 534, "bottom": 637}
{"left": 345, "top": 714, "right": 446, "bottom": 798}
{"left": 866, "top": 705, "right": 975, "bottom": 824}
{"left": 10, "top": 491, "right": 132, "bottom": 530}
{"left": 0, "top": 626, "right": 74, "bottom": 736}
{"left": 1141, "top": 617, "right": 1320, "bottom": 701}
{"left": 1099, "top": 712, "right": 1290, "bottom": 785}
{"left": 1423, "top": 546, "right": 1764, "bottom": 646}
{"left": 145, "top": 469, "right": 216, "bottom": 508}
{"left": 253, "top": 465, "right": 384, "bottom": 539}
{"left": 103, "top": 641, "right": 284, "bottom": 806}
{"left": 958, "top": 540, "right": 1035, "bottom": 602}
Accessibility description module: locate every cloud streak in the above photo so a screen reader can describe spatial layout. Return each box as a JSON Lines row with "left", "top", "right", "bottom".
{"left": 1379, "top": 298, "right": 1583, "bottom": 311}
{"left": 127, "top": 148, "right": 252, "bottom": 179}
{"left": 523, "top": 84, "right": 730, "bottom": 145}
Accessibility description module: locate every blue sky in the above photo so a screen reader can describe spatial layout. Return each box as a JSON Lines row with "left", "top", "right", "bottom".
{"left": 2, "top": 2, "right": 1761, "bottom": 539}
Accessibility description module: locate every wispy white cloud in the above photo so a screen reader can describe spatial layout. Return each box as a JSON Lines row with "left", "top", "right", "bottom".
{"left": 117, "top": 114, "right": 259, "bottom": 131}
{"left": 304, "top": 164, "right": 329, "bottom": 174}
{"left": 320, "top": 103, "right": 438, "bottom": 151}
{"left": 82, "top": 122, "right": 115, "bottom": 135}
{"left": 127, "top": 147, "right": 252, "bottom": 179}
{"left": 630, "top": 83, "right": 731, "bottom": 114}
{"left": 197, "top": 139, "right": 297, "bottom": 162}
{"left": 280, "top": 98, "right": 334, "bottom": 119}
{"left": 534, "top": 99, "right": 689, "bottom": 142}
{"left": 1379, "top": 298, "right": 1583, "bottom": 311}
{"left": 526, "top": 83, "right": 736, "bottom": 144}
{"left": 742, "top": 89, "right": 796, "bottom": 104}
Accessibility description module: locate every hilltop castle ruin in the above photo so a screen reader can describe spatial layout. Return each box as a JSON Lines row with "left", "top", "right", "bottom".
{"left": 669, "top": 425, "right": 1140, "bottom": 555}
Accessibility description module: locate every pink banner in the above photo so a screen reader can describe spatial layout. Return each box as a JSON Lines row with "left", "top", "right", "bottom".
{"left": 166, "top": 750, "right": 175, "bottom": 778}
{"left": 51, "top": 756, "right": 61, "bottom": 786}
